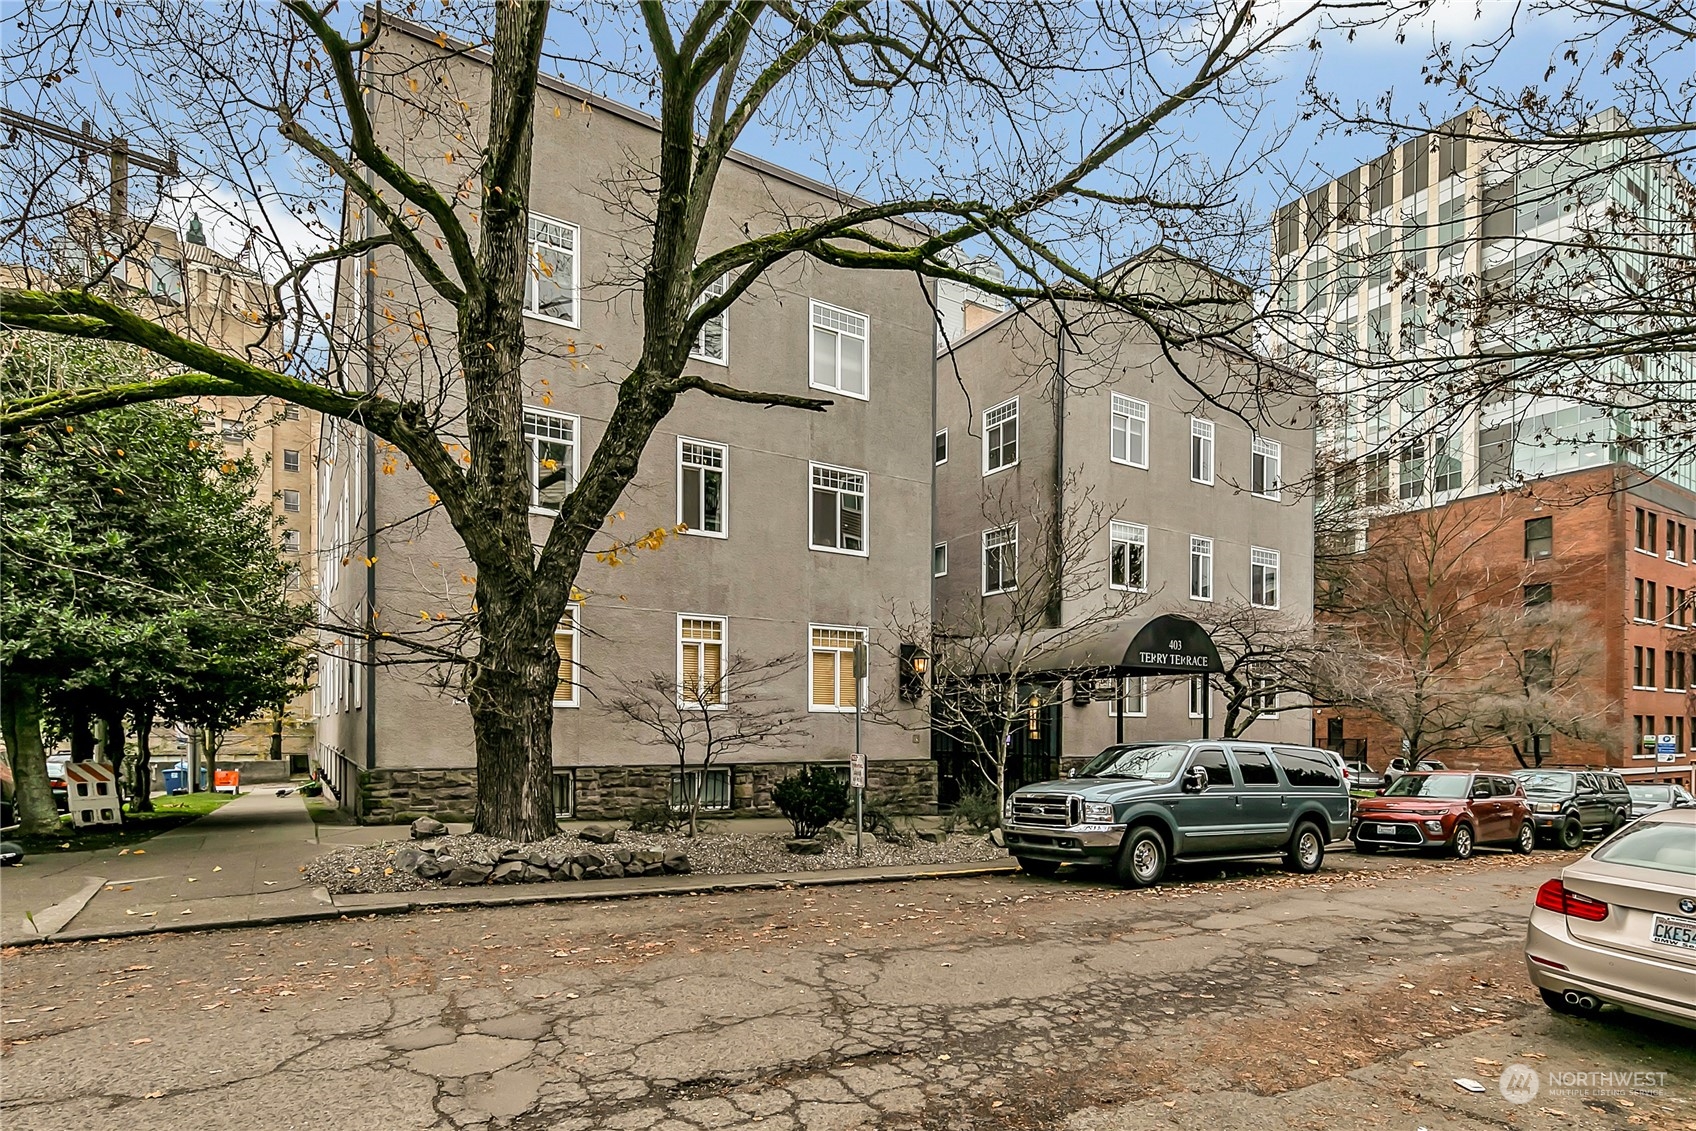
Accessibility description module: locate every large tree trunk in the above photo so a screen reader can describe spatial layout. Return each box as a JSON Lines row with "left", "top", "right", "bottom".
{"left": 132, "top": 709, "right": 155, "bottom": 813}
{"left": 2, "top": 682, "right": 58, "bottom": 836}
{"left": 69, "top": 708, "right": 95, "bottom": 762}
{"left": 100, "top": 708, "right": 127, "bottom": 816}
{"left": 468, "top": 599, "right": 558, "bottom": 842}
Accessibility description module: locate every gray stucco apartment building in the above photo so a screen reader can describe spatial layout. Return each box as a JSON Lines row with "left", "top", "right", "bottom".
{"left": 313, "top": 21, "right": 935, "bottom": 820}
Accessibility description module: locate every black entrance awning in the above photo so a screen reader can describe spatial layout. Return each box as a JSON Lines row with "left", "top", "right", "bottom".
{"left": 974, "top": 612, "right": 1223, "bottom": 676}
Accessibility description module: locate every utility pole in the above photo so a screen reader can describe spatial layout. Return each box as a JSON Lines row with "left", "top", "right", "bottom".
{"left": 0, "top": 108, "right": 179, "bottom": 222}
{"left": 852, "top": 642, "right": 868, "bottom": 858}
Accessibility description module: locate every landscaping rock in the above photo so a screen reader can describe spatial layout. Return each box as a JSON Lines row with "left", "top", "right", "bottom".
{"left": 579, "top": 825, "right": 618, "bottom": 845}
{"left": 785, "top": 838, "right": 825, "bottom": 856}
{"left": 986, "top": 828, "right": 1005, "bottom": 848}
{"left": 490, "top": 860, "right": 526, "bottom": 884}
{"left": 410, "top": 816, "right": 448, "bottom": 839}
{"left": 499, "top": 845, "right": 526, "bottom": 862}
{"left": 521, "top": 864, "right": 553, "bottom": 882}
{"left": 815, "top": 826, "right": 846, "bottom": 846}
{"left": 394, "top": 845, "right": 425, "bottom": 872}
{"left": 612, "top": 847, "right": 633, "bottom": 866}
{"left": 916, "top": 830, "right": 946, "bottom": 844}
{"left": 662, "top": 852, "right": 691, "bottom": 874}
{"left": 523, "top": 849, "right": 551, "bottom": 869}
{"left": 414, "top": 853, "right": 446, "bottom": 879}
{"left": 567, "top": 862, "right": 586, "bottom": 880}
{"left": 634, "top": 850, "right": 665, "bottom": 870}
{"left": 443, "top": 864, "right": 493, "bottom": 886}
{"left": 573, "top": 852, "right": 605, "bottom": 872}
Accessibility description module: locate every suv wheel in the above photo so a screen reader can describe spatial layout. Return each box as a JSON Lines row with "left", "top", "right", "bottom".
{"left": 1609, "top": 810, "right": 1627, "bottom": 834}
{"left": 1558, "top": 815, "right": 1584, "bottom": 850}
{"left": 1450, "top": 823, "right": 1474, "bottom": 859}
{"left": 1285, "top": 823, "right": 1325, "bottom": 874}
{"left": 1016, "top": 857, "right": 1059, "bottom": 878}
{"left": 1114, "top": 826, "right": 1168, "bottom": 888}
{"left": 1514, "top": 821, "right": 1535, "bottom": 855}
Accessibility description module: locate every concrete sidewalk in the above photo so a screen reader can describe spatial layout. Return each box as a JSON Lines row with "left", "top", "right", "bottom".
{"left": 2, "top": 796, "right": 1017, "bottom": 946}
{"left": 1, "top": 789, "right": 330, "bottom": 946}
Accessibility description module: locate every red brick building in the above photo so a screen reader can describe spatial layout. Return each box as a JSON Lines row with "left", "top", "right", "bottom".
{"left": 1317, "top": 465, "right": 1696, "bottom": 788}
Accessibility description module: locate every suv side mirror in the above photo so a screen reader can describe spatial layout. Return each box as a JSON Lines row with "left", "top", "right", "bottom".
{"left": 1183, "top": 766, "right": 1209, "bottom": 794}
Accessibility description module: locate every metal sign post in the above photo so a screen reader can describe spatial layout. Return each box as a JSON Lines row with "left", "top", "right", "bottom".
{"left": 852, "top": 642, "right": 868, "bottom": 858}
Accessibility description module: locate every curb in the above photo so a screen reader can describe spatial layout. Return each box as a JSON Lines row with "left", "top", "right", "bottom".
{"left": 2, "top": 858, "right": 1021, "bottom": 948}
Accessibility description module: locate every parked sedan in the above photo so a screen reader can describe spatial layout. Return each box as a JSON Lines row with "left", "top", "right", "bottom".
{"left": 1345, "top": 761, "right": 1385, "bottom": 791}
{"left": 1352, "top": 771, "right": 1535, "bottom": 858}
{"left": 1525, "top": 808, "right": 1696, "bottom": 1028}
{"left": 1626, "top": 783, "right": 1696, "bottom": 820}
{"left": 46, "top": 753, "right": 71, "bottom": 813}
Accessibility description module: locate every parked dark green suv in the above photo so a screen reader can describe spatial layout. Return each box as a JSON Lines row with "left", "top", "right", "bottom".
{"left": 1002, "top": 741, "right": 1353, "bottom": 887}
{"left": 1511, "top": 767, "right": 1632, "bottom": 848}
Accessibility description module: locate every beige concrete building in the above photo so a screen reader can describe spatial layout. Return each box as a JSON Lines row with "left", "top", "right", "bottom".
{"left": 932, "top": 250, "right": 1318, "bottom": 801}
{"left": 314, "top": 24, "right": 936, "bottom": 820}
{"left": 51, "top": 213, "right": 320, "bottom": 758}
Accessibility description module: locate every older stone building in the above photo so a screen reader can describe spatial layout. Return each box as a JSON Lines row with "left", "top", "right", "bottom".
{"left": 314, "top": 21, "right": 935, "bottom": 820}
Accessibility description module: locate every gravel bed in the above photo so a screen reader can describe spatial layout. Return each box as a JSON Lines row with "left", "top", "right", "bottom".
{"left": 304, "top": 828, "right": 1007, "bottom": 895}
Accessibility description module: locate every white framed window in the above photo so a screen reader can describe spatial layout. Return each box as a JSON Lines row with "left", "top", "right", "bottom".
{"left": 1252, "top": 436, "right": 1282, "bottom": 499}
{"left": 934, "top": 429, "right": 948, "bottom": 465}
{"left": 1250, "top": 547, "right": 1281, "bottom": 609}
{"left": 933, "top": 542, "right": 949, "bottom": 577}
{"left": 282, "top": 449, "right": 301, "bottom": 473}
{"left": 1110, "top": 393, "right": 1149, "bottom": 468}
{"left": 809, "top": 463, "right": 867, "bottom": 555}
{"left": 809, "top": 624, "right": 866, "bottom": 712}
{"left": 1109, "top": 521, "right": 1147, "bottom": 592}
{"left": 678, "top": 615, "right": 726, "bottom": 707}
{"left": 983, "top": 398, "right": 1019, "bottom": 475}
{"left": 690, "top": 273, "right": 729, "bottom": 364}
{"left": 282, "top": 488, "right": 301, "bottom": 513}
{"left": 1107, "top": 676, "right": 1147, "bottom": 717}
{"left": 525, "top": 215, "right": 579, "bottom": 326}
{"left": 1190, "top": 418, "right": 1215, "bottom": 484}
{"left": 678, "top": 438, "right": 727, "bottom": 537}
{"left": 1249, "top": 675, "right": 1279, "bottom": 718}
{"left": 282, "top": 404, "right": 302, "bottom": 421}
{"left": 1189, "top": 676, "right": 1208, "bottom": 719}
{"left": 983, "top": 524, "right": 1018, "bottom": 595}
{"left": 1189, "top": 535, "right": 1213, "bottom": 601}
{"left": 553, "top": 607, "right": 580, "bottom": 708}
{"left": 524, "top": 408, "right": 578, "bottom": 511}
{"left": 809, "top": 301, "right": 868, "bottom": 399}
{"left": 281, "top": 529, "right": 301, "bottom": 552}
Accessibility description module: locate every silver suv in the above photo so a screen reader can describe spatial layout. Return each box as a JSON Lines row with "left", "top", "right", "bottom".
{"left": 1002, "top": 740, "right": 1353, "bottom": 887}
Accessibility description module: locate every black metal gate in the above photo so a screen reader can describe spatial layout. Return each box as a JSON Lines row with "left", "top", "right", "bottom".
{"left": 930, "top": 689, "right": 1062, "bottom": 806}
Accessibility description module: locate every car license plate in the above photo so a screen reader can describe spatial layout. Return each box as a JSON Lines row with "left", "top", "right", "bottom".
{"left": 1376, "top": 824, "right": 1398, "bottom": 836}
{"left": 1651, "top": 915, "right": 1696, "bottom": 951}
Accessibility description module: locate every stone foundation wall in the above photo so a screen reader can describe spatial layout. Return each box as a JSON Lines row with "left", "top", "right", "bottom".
{"left": 356, "top": 760, "right": 938, "bottom": 824}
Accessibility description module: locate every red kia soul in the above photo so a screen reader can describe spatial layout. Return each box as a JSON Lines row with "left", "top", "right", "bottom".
{"left": 1352, "top": 771, "right": 1535, "bottom": 858}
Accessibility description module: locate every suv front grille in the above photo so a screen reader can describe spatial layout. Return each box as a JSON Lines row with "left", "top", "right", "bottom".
{"left": 1012, "top": 793, "right": 1080, "bottom": 828}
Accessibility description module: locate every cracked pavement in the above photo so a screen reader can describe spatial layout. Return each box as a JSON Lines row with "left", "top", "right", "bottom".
{"left": 3, "top": 851, "right": 1692, "bottom": 1129}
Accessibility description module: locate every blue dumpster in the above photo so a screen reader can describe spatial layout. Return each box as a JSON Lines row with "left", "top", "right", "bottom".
{"left": 162, "top": 768, "right": 188, "bottom": 795}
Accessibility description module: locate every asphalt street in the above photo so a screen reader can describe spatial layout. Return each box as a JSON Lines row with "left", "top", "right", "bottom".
{"left": 2, "top": 849, "right": 1691, "bottom": 1129}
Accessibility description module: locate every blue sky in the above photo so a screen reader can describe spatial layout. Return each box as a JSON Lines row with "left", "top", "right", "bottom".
{"left": 2, "top": 1, "right": 1602, "bottom": 283}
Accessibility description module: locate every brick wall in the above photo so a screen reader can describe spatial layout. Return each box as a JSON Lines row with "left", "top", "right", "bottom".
{"left": 1318, "top": 467, "right": 1696, "bottom": 775}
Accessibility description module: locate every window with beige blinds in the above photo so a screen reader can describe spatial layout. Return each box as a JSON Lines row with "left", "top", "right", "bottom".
{"left": 679, "top": 615, "right": 726, "bottom": 706}
{"left": 553, "top": 609, "right": 579, "bottom": 707}
{"left": 810, "top": 625, "right": 865, "bottom": 711}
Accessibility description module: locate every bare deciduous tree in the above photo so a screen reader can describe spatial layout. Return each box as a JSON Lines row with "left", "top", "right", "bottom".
{"left": 883, "top": 482, "right": 1148, "bottom": 815}
{"left": 1471, "top": 600, "right": 1613, "bottom": 767}
{"left": 600, "top": 652, "right": 807, "bottom": 837}
{"left": 1, "top": 1, "right": 1345, "bottom": 839}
